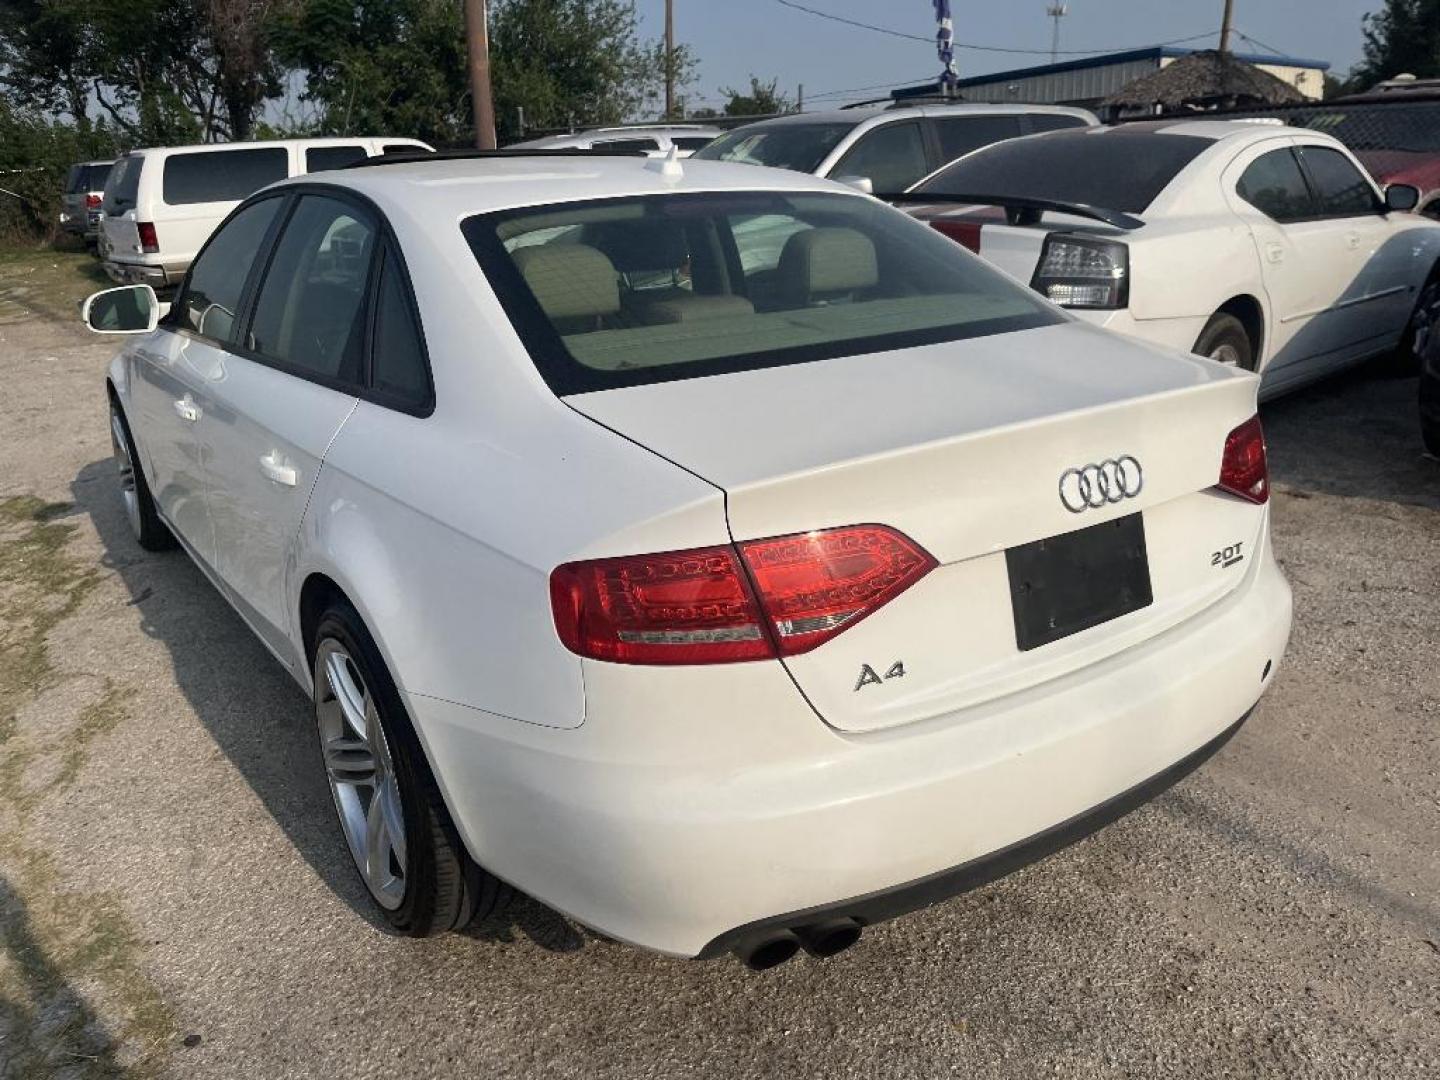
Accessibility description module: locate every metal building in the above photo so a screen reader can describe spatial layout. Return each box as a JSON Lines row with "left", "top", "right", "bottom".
{"left": 894, "top": 46, "right": 1329, "bottom": 110}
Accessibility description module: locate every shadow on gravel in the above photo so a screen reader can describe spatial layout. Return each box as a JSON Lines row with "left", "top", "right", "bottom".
{"left": 0, "top": 874, "right": 122, "bottom": 1077}
{"left": 71, "top": 458, "right": 581, "bottom": 954}
{"left": 1260, "top": 361, "right": 1439, "bottom": 510}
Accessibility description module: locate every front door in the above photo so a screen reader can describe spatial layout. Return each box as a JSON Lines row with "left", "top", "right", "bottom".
{"left": 198, "top": 193, "right": 373, "bottom": 667}
{"left": 130, "top": 195, "right": 289, "bottom": 564}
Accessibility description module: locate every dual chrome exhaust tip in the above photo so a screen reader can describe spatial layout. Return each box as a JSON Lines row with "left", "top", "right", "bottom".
{"left": 738, "top": 918, "right": 863, "bottom": 970}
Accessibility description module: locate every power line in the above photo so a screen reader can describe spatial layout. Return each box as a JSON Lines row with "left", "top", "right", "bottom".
{"left": 773, "top": 1, "right": 1218, "bottom": 57}
{"left": 1233, "top": 29, "right": 1289, "bottom": 57}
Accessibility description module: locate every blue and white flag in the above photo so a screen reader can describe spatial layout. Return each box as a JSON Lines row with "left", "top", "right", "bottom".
{"left": 934, "top": 0, "right": 958, "bottom": 88}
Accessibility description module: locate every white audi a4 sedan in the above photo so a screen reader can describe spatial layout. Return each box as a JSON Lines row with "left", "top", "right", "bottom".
{"left": 82, "top": 150, "right": 1292, "bottom": 968}
{"left": 897, "top": 121, "right": 1440, "bottom": 400}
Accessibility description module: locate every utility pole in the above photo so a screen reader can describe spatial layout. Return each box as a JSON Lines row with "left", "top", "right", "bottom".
{"left": 465, "top": 0, "right": 496, "bottom": 148}
{"left": 1045, "top": 4, "right": 1068, "bottom": 63}
{"left": 1219, "top": 0, "right": 1235, "bottom": 53}
{"left": 664, "top": 0, "right": 675, "bottom": 121}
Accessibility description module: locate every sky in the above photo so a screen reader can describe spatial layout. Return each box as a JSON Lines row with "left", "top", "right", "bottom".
{"left": 633, "top": 0, "right": 1382, "bottom": 113}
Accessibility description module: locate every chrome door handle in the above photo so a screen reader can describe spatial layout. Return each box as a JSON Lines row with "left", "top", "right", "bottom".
{"left": 258, "top": 452, "right": 299, "bottom": 487}
{"left": 173, "top": 396, "right": 200, "bottom": 423}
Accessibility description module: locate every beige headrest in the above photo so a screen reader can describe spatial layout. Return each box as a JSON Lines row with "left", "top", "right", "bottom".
{"left": 636, "top": 294, "right": 756, "bottom": 325}
{"left": 512, "top": 243, "right": 619, "bottom": 321}
{"left": 777, "top": 227, "right": 879, "bottom": 305}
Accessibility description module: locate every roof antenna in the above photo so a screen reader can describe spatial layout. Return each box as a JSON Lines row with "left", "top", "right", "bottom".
{"left": 646, "top": 143, "right": 685, "bottom": 180}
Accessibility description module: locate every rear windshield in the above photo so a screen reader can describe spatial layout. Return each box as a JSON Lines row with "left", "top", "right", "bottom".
{"left": 162, "top": 147, "right": 289, "bottom": 205}
{"left": 914, "top": 130, "right": 1210, "bottom": 213}
{"left": 464, "top": 191, "right": 1060, "bottom": 395}
{"left": 67, "top": 163, "right": 112, "bottom": 193}
{"left": 693, "top": 123, "right": 855, "bottom": 173}
{"left": 102, "top": 156, "right": 144, "bottom": 214}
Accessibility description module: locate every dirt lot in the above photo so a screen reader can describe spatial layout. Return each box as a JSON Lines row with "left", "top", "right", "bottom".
{"left": 1, "top": 254, "right": 1437, "bottom": 1079}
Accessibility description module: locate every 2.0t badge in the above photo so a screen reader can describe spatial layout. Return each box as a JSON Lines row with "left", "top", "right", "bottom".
{"left": 1059, "top": 456, "right": 1143, "bottom": 513}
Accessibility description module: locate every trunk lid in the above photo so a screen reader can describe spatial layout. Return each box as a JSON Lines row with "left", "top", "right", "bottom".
{"left": 569, "top": 321, "right": 1265, "bottom": 733}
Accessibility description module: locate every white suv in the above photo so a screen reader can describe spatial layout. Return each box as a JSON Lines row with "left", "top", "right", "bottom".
{"left": 693, "top": 102, "right": 1097, "bottom": 193}
{"left": 508, "top": 124, "right": 721, "bottom": 156}
{"left": 81, "top": 151, "right": 1289, "bottom": 968}
{"left": 98, "top": 136, "right": 433, "bottom": 288}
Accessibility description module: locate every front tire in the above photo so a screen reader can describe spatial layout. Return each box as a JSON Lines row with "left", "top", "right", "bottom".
{"left": 1391, "top": 276, "right": 1440, "bottom": 378}
{"left": 311, "top": 601, "right": 509, "bottom": 935}
{"left": 109, "top": 397, "right": 175, "bottom": 552}
{"left": 1194, "top": 312, "right": 1255, "bottom": 371}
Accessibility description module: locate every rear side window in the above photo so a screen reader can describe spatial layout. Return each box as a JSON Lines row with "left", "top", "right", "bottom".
{"left": 832, "top": 122, "right": 929, "bottom": 193}
{"left": 383, "top": 143, "right": 432, "bottom": 156}
{"left": 1237, "top": 149, "right": 1315, "bottom": 222}
{"left": 1299, "top": 146, "right": 1379, "bottom": 216}
{"left": 915, "top": 130, "right": 1210, "bottom": 214}
{"left": 592, "top": 138, "right": 660, "bottom": 152}
{"left": 163, "top": 148, "right": 288, "bottom": 205}
{"left": 465, "top": 190, "right": 1059, "bottom": 395}
{"left": 672, "top": 136, "right": 715, "bottom": 151}
{"left": 175, "top": 197, "right": 285, "bottom": 344}
{"left": 247, "top": 195, "right": 377, "bottom": 385}
{"left": 933, "top": 116, "right": 1022, "bottom": 163}
{"left": 370, "top": 248, "right": 430, "bottom": 407}
{"left": 306, "top": 145, "right": 367, "bottom": 172}
{"left": 1027, "top": 114, "right": 1089, "bottom": 134}
{"left": 103, "top": 156, "right": 143, "bottom": 215}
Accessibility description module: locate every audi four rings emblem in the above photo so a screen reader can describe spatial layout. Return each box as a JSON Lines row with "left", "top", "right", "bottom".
{"left": 1058, "top": 456, "right": 1144, "bottom": 513}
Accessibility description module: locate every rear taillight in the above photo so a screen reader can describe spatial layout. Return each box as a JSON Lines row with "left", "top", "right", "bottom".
{"left": 928, "top": 218, "right": 983, "bottom": 253}
{"left": 85, "top": 193, "right": 102, "bottom": 209}
{"left": 1031, "top": 233, "right": 1129, "bottom": 309}
{"left": 550, "top": 525, "right": 936, "bottom": 665}
{"left": 1217, "top": 416, "right": 1269, "bottom": 504}
{"left": 137, "top": 222, "right": 159, "bottom": 254}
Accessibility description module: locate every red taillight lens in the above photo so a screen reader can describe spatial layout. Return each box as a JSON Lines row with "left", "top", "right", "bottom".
{"left": 549, "top": 545, "right": 772, "bottom": 664}
{"left": 85, "top": 193, "right": 102, "bottom": 209}
{"left": 1217, "top": 415, "right": 1269, "bottom": 504}
{"left": 550, "top": 525, "right": 936, "bottom": 664}
{"left": 738, "top": 525, "right": 937, "bottom": 656}
{"left": 137, "top": 222, "right": 159, "bottom": 253}
{"left": 928, "top": 218, "right": 983, "bottom": 253}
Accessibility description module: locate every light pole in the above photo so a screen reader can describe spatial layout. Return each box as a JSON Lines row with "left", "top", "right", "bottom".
{"left": 1046, "top": 3, "right": 1068, "bottom": 64}
{"left": 664, "top": 0, "right": 675, "bottom": 120}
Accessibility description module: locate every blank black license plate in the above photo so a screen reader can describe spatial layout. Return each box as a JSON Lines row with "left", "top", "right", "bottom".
{"left": 1005, "top": 514, "right": 1153, "bottom": 652}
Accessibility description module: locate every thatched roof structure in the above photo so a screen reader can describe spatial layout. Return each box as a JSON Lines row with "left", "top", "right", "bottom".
{"left": 1104, "top": 50, "right": 1308, "bottom": 111}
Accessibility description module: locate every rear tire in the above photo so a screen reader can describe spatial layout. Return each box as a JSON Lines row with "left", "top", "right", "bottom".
{"left": 1420, "top": 335, "right": 1440, "bottom": 457}
{"left": 1193, "top": 312, "right": 1255, "bottom": 371}
{"left": 108, "top": 397, "right": 175, "bottom": 552}
{"left": 311, "top": 601, "right": 510, "bottom": 936}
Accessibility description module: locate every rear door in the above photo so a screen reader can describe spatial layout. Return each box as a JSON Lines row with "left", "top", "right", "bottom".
{"left": 198, "top": 192, "right": 370, "bottom": 664}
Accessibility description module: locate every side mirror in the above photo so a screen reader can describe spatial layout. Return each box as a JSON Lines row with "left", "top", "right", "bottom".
{"left": 1385, "top": 183, "right": 1421, "bottom": 212}
{"left": 834, "top": 175, "right": 875, "bottom": 196}
{"left": 81, "top": 285, "right": 159, "bottom": 334}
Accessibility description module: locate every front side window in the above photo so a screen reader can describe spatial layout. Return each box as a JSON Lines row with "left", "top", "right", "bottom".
{"left": 693, "top": 123, "right": 854, "bottom": 173}
{"left": 464, "top": 191, "right": 1060, "bottom": 395}
{"left": 174, "top": 197, "right": 285, "bottom": 343}
{"left": 672, "top": 136, "right": 715, "bottom": 151}
{"left": 306, "top": 145, "right": 368, "bottom": 172}
{"left": 163, "top": 148, "right": 289, "bottom": 205}
{"left": 1026, "top": 114, "right": 1089, "bottom": 134}
{"left": 1299, "top": 146, "right": 1380, "bottom": 217}
{"left": 832, "top": 122, "right": 929, "bottom": 193}
{"left": 247, "top": 195, "right": 377, "bottom": 384}
{"left": 1237, "top": 149, "right": 1315, "bottom": 222}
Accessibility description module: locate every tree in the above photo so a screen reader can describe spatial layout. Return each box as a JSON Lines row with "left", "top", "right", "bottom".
{"left": 719, "top": 76, "right": 790, "bottom": 117}
{"left": 1349, "top": 0, "right": 1440, "bottom": 89}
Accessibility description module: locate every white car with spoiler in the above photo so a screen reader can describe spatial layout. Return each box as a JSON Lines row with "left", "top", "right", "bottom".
{"left": 80, "top": 149, "right": 1291, "bottom": 968}
{"left": 896, "top": 120, "right": 1440, "bottom": 399}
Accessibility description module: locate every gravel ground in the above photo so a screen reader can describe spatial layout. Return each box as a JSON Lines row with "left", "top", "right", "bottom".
{"left": 1, "top": 301, "right": 1437, "bottom": 1080}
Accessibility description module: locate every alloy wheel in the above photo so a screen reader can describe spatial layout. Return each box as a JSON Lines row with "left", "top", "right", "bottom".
{"left": 1409, "top": 282, "right": 1440, "bottom": 362}
{"left": 315, "top": 639, "right": 408, "bottom": 910}
{"left": 1209, "top": 342, "right": 1243, "bottom": 367}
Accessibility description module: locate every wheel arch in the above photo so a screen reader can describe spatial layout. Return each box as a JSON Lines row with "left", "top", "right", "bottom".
{"left": 1210, "top": 294, "right": 1266, "bottom": 364}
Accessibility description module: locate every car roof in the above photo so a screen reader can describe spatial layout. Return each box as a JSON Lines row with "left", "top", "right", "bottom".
{"left": 1100, "top": 118, "right": 1320, "bottom": 144}
{"left": 123, "top": 136, "right": 429, "bottom": 158}
{"left": 282, "top": 154, "right": 857, "bottom": 218}
{"left": 723, "top": 103, "right": 1096, "bottom": 132}
{"left": 511, "top": 126, "right": 722, "bottom": 148}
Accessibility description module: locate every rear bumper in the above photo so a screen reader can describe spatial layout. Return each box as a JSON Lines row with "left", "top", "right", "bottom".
{"left": 411, "top": 522, "right": 1292, "bottom": 957}
{"left": 100, "top": 259, "right": 175, "bottom": 287}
